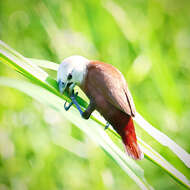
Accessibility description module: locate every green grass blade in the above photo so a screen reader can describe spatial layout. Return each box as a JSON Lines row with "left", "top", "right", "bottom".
{"left": 1, "top": 40, "right": 190, "bottom": 189}
{"left": 0, "top": 40, "right": 87, "bottom": 107}
{"left": 0, "top": 77, "right": 152, "bottom": 190}
{"left": 27, "top": 58, "right": 59, "bottom": 71}
{"left": 134, "top": 113, "right": 190, "bottom": 168}
{"left": 139, "top": 139, "right": 190, "bottom": 188}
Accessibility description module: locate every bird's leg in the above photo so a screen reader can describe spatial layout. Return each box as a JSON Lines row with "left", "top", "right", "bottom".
{"left": 70, "top": 92, "right": 84, "bottom": 115}
{"left": 104, "top": 122, "right": 110, "bottom": 130}
{"left": 81, "top": 101, "right": 95, "bottom": 119}
{"left": 64, "top": 91, "right": 83, "bottom": 114}
{"left": 64, "top": 87, "right": 95, "bottom": 119}
{"left": 64, "top": 83, "right": 76, "bottom": 111}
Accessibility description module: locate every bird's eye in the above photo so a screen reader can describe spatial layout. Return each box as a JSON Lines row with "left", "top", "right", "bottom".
{"left": 67, "top": 73, "right": 72, "bottom": 80}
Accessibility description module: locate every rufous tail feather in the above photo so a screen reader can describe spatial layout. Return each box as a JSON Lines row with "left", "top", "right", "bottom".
{"left": 120, "top": 117, "right": 144, "bottom": 160}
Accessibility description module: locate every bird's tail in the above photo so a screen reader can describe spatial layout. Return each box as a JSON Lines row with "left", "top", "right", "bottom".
{"left": 118, "top": 117, "right": 143, "bottom": 160}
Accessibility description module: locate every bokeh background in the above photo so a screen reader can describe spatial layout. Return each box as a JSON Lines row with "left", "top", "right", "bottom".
{"left": 0, "top": 0, "right": 190, "bottom": 189}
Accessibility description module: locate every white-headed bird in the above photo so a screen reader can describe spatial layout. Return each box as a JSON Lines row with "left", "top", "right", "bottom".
{"left": 57, "top": 55, "right": 143, "bottom": 160}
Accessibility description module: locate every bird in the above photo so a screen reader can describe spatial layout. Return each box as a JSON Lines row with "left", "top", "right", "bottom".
{"left": 57, "top": 55, "right": 144, "bottom": 160}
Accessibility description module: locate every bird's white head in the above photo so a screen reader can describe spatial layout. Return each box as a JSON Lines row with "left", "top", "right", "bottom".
{"left": 57, "top": 55, "right": 89, "bottom": 93}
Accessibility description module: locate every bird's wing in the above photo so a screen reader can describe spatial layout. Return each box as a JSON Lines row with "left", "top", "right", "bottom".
{"left": 87, "top": 62, "right": 136, "bottom": 117}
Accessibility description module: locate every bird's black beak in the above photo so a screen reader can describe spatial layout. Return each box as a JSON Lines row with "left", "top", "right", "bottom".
{"left": 58, "top": 80, "right": 68, "bottom": 94}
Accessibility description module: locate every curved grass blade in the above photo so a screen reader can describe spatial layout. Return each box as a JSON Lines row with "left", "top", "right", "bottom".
{"left": 0, "top": 40, "right": 87, "bottom": 107}
{"left": 138, "top": 140, "right": 190, "bottom": 188}
{"left": 0, "top": 77, "right": 152, "bottom": 190}
{"left": 134, "top": 113, "right": 190, "bottom": 168}
{"left": 0, "top": 40, "right": 190, "bottom": 189}
{"left": 27, "top": 58, "right": 59, "bottom": 71}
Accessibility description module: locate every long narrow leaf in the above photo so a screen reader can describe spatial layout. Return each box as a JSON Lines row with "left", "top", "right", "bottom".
{"left": 134, "top": 113, "right": 190, "bottom": 168}
{"left": 0, "top": 77, "right": 151, "bottom": 190}
{"left": 0, "top": 40, "right": 190, "bottom": 189}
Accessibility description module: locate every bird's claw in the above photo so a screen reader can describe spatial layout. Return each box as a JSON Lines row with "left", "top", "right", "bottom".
{"left": 64, "top": 91, "right": 84, "bottom": 116}
{"left": 64, "top": 91, "right": 78, "bottom": 111}
{"left": 64, "top": 101, "right": 73, "bottom": 111}
{"left": 104, "top": 122, "right": 110, "bottom": 130}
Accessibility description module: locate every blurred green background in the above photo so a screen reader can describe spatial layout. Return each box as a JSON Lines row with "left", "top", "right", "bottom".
{"left": 0, "top": 0, "right": 190, "bottom": 189}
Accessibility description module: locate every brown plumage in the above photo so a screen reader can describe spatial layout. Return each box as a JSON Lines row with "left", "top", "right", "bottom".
{"left": 80, "top": 61, "right": 143, "bottom": 160}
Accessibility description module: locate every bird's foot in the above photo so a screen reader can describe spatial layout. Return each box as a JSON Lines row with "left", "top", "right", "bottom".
{"left": 104, "top": 122, "right": 110, "bottom": 130}
{"left": 64, "top": 91, "right": 78, "bottom": 111}
{"left": 64, "top": 90, "right": 84, "bottom": 116}
{"left": 64, "top": 100, "right": 74, "bottom": 111}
